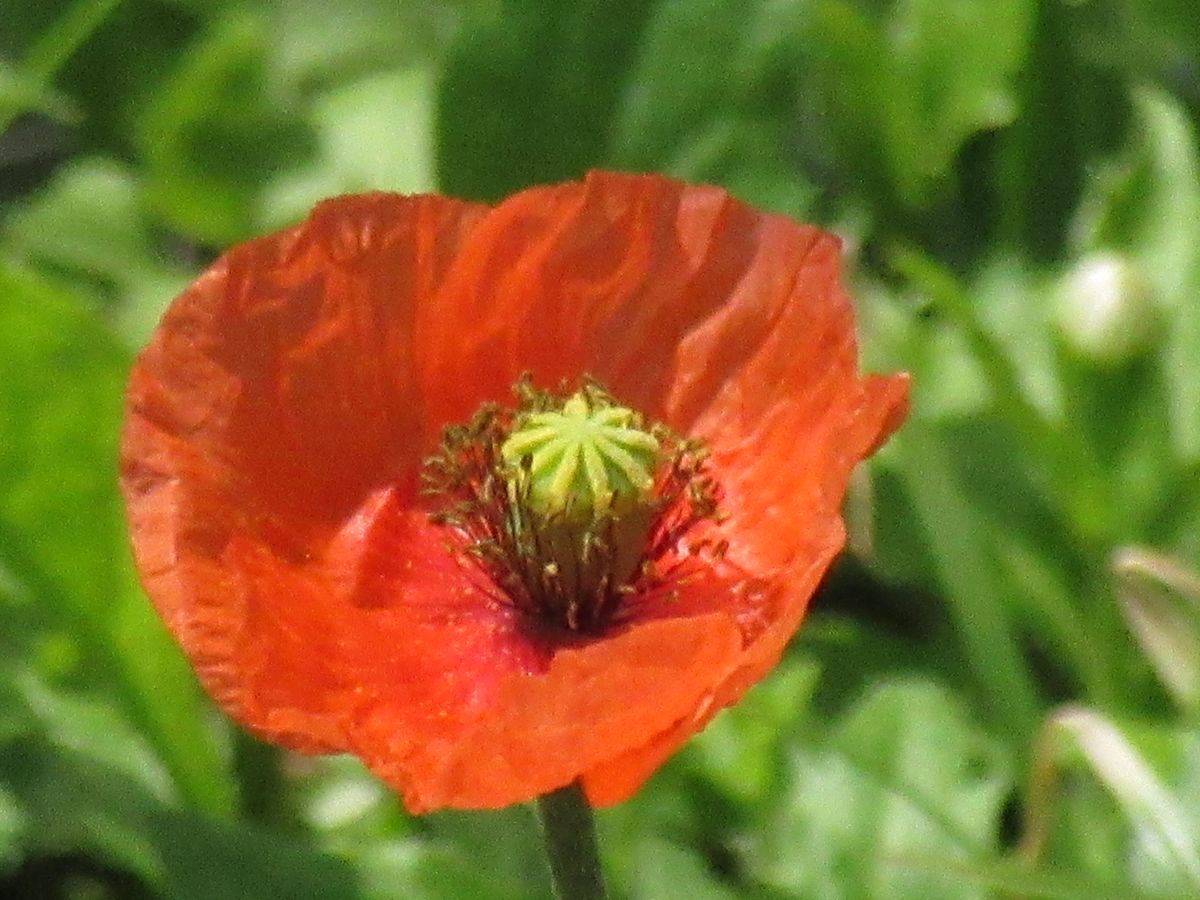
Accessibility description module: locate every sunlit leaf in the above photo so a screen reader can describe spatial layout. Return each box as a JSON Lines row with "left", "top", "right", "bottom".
{"left": 260, "top": 66, "right": 436, "bottom": 229}
{"left": 267, "top": 0, "right": 455, "bottom": 90}
{"left": 1113, "top": 547, "right": 1200, "bottom": 711}
{"left": 0, "top": 60, "right": 77, "bottom": 126}
{"left": 0, "top": 263, "right": 129, "bottom": 623}
{"left": 750, "top": 680, "right": 1012, "bottom": 900}
{"left": 1026, "top": 708, "right": 1200, "bottom": 897}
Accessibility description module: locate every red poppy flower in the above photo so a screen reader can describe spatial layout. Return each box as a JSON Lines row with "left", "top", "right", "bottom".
{"left": 120, "top": 171, "right": 908, "bottom": 813}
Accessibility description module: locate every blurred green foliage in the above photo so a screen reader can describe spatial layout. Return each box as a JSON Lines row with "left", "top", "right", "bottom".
{"left": 3, "top": 0, "right": 1200, "bottom": 897}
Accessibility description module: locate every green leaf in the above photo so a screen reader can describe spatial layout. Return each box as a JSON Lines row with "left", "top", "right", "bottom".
{"left": 260, "top": 66, "right": 437, "bottom": 230}
{"left": 750, "top": 679, "right": 1013, "bottom": 900}
{"left": 1026, "top": 709, "right": 1200, "bottom": 897}
{"left": 1070, "top": 0, "right": 1200, "bottom": 96}
{"left": 109, "top": 563, "right": 240, "bottom": 818}
{"left": 297, "top": 756, "right": 416, "bottom": 849}
{"left": 0, "top": 265, "right": 234, "bottom": 816}
{"left": 0, "top": 60, "right": 77, "bottom": 125}
{"left": 135, "top": 10, "right": 312, "bottom": 243}
{"left": 855, "top": 278, "right": 989, "bottom": 423}
{"left": 0, "top": 263, "right": 130, "bottom": 625}
{"left": 0, "top": 734, "right": 362, "bottom": 900}
{"left": 889, "top": 247, "right": 1120, "bottom": 547}
{"left": 0, "top": 781, "right": 25, "bottom": 872}
{"left": 895, "top": 857, "right": 1164, "bottom": 900}
{"left": 989, "top": 0, "right": 1130, "bottom": 257}
{"left": 435, "top": 0, "right": 658, "bottom": 200}
{"left": 420, "top": 806, "right": 552, "bottom": 900}
{"left": 1, "top": 656, "right": 175, "bottom": 805}
{"left": 805, "top": 0, "right": 1034, "bottom": 208}
{"left": 0, "top": 0, "right": 119, "bottom": 134}
{"left": 350, "top": 839, "right": 547, "bottom": 900}
{"left": 629, "top": 837, "right": 740, "bottom": 900}
{"left": 266, "top": 0, "right": 454, "bottom": 91}
{"left": 1113, "top": 548, "right": 1200, "bottom": 712}
{"left": 608, "top": 0, "right": 817, "bottom": 217}
{"left": 2, "top": 157, "right": 193, "bottom": 347}
{"left": 878, "top": 404, "right": 1127, "bottom": 709}
{"left": 17, "top": 0, "right": 121, "bottom": 84}
{"left": 4, "top": 157, "right": 146, "bottom": 279}
{"left": 1073, "top": 86, "right": 1200, "bottom": 465}
{"left": 891, "top": 422, "right": 1040, "bottom": 733}
{"left": 686, "top": 656, "right": 822, "bottom": 807}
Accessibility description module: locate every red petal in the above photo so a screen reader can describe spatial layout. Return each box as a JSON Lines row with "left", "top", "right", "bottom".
{"left": 121, "top": 192, "right": 491, "bottom": 745}
{"left": 416, "top": 171, "right": 794, "bottom": 427}
{"left": 121, "top": 173, "right": 908, "bottom": 812}
{"left": 352, "top": 612, "right": 743, "bottom": 812}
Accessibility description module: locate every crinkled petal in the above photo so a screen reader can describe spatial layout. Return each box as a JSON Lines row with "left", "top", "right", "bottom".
{"left": 408, "top": 172, "right": 907, "bottom": 802}
{"left": 416, "top": 172, "right": 791, "bottom": 427}
{"left": 121, "top": 172, "right": 908, "bottom": 813}
{"left": 121, "top": 192, "right": 491, "bottom": 745}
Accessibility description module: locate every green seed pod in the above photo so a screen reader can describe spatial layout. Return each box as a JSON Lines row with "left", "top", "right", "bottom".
{"left": 501, "top": 391, "right": 660, "bottom": 522}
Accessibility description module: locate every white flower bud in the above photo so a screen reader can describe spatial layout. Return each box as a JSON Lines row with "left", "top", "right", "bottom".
{"left": 1055, "top": 252, "right": 1158, "bottom": 366}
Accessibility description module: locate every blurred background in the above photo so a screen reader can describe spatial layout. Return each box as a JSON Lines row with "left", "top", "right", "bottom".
{"left": 3, "top": 0, "right": 1200, "bottom": 897}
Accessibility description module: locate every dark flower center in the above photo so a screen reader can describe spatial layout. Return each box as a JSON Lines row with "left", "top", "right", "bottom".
{"left": 421, "top": 377, "right": 725, "bottom": 634}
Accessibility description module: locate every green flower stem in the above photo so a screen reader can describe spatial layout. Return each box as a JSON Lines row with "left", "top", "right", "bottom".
{"left": 535, "top": 782, "right": 607, "bottom": 900}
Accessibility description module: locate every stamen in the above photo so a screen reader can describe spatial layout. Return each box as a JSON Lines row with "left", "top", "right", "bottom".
{"left": 421, "top": 377, "right": 724, "bottom": 635}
